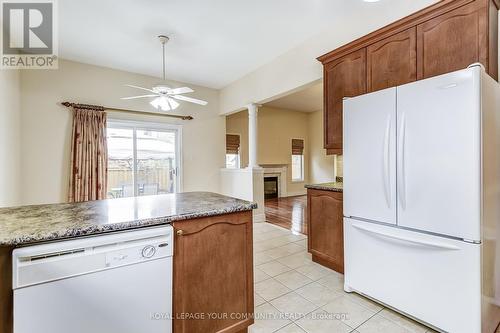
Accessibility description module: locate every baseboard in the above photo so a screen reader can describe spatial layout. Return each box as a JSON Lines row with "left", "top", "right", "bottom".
{"left": 253, "top": 212, "right": 266, "bottom": 223}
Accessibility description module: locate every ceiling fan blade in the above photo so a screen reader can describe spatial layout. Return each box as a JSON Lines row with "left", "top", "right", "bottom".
{"left": 125, "top": 84, "right": 157, "bottom": 94}
{"left": 167, "top": 87, "right": 194, "bottom": 95}
{"left": 121, "top": 94, "right": 158, "bottom": 100}
{"left": 171, "top": 95, "right": 208, "bottom": 106}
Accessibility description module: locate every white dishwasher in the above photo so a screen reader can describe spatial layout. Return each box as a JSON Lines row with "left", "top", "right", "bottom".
{"left": 12, "top": 225, "right": 173, "bottom": 333}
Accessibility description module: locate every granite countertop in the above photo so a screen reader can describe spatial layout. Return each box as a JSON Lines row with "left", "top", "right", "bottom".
{"left": 305, "top": 182, "right": 343, "bottom": 192}
{"left": 0, "top": 192, "right": 257, "bottom": 246}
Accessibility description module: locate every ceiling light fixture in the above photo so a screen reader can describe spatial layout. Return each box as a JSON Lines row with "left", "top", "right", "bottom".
{"left": 121, "top": 36, "right": 208, "bottom": 112}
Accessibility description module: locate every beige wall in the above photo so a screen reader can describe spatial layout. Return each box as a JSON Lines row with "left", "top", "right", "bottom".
{"left": 307, "top": 110, "right": 335, "bottom": 183}
{"left": 19, "top": 60, "right": 224, "bottom": 205}
{"left": 226, "top": 106, "right": 335, "bottom": 195}
{"left": 0, "top": 70, "right": 21, "bottom": 207}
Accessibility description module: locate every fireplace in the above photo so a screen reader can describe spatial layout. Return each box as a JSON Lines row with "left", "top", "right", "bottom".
{"left": 264, "top": 176, "right": 279, "bottom": 199}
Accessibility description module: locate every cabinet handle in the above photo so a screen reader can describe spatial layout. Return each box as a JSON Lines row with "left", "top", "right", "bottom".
{"left": 176, "top": 230, "right": 184, "bottom": 236}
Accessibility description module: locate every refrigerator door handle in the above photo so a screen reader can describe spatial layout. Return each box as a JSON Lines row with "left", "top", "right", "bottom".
{"left": 383, "top": 115, "right": 392, "bottom": 208}
{"left": 352, "top": 223, "right": 461, "bottom": 251}
{"left": 397, "top": 112, "right": 407, "bottom": 209}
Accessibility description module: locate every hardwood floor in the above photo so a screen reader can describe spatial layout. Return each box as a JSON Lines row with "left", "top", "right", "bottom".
{"left": 264, "top": 195, "right": 307, "bottom": 235}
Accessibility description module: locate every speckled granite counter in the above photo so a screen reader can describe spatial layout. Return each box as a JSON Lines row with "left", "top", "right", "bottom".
{"left": 305, "top": 182, "right": 343, "bottom": 192}
{"left": 0, "top": 192, "right": 257, "bottom": 246}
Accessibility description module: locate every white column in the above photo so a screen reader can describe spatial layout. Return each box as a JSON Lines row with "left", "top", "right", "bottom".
{"left": 247, "top": 103, "right": 259, "bottom": 168}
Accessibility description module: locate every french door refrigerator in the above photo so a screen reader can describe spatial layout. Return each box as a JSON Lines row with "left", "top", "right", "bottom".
{"left": 343, "top": 65, "right": 500, "bottom": 333}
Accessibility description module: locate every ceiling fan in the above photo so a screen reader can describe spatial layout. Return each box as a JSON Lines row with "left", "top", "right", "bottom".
{"left": 121, "top": 35, "right": 208, "bottom": 111}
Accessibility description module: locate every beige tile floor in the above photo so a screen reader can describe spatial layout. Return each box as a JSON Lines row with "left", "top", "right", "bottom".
{"left": 250, "top": 222, "right": 438, "bottom": 333}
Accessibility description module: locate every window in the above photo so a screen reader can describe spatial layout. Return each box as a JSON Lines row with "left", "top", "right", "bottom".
{"left": 106, "top": 120, "right": 181, "bottom": 198}
{"left": 291, "top": 139, "right": 304, "bottom": 182}
{"left": 226, "top": 153, "right": 240, "bottom": 169}
{"left": 226, "top": 134, "right": 241, "bottom": 169}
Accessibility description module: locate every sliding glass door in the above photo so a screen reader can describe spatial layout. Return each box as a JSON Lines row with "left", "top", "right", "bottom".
{"left": 106, "top": 120, "right": 181, "bottom": 199}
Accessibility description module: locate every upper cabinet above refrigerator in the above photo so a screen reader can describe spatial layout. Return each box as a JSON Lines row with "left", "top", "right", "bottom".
{"left": 396, "top": 67, "right": 482, "bottom": 242}
{"left": 319, "top": 0, "right": 498, "bottom": 155}
{"left": 343, "top": 88, "right": 397, "bottom": 225}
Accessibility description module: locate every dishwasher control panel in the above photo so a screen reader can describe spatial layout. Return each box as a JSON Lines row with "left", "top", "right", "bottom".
{"left": 105, "top": 238, "right": 171, "bottom": 268}
{"left": 13, "top": 225, "right": 173, "bottom": 289}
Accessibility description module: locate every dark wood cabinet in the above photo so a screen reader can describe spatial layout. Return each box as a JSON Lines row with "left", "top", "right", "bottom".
{"left": 367, "top": 27, "right": 417, "bottom": 92}
{"left": 417, "top": 0, "right": 491, "bottom": 80}
{"left": 307, "top": 189, "right": 344, "bottom": 273}
{"left": 173, "top": 212, "right": 254, "bottom": 333}
{"left": 319, "top": 0, "right": 499, "bottom": 155}
{"left": 324, "top": 49, "right": 366, "bottom": 154}
{"left": 0, "top": 247, "right": 13, "bottom": 333}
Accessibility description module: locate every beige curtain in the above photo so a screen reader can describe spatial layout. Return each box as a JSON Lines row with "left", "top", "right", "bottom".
{"left": 68, "top": 107, "right": 108, "bottom": 202}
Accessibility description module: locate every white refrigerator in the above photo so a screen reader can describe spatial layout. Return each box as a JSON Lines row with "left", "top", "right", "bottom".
{"left": 343, "top": 65, "right": 500, "bottom": 333}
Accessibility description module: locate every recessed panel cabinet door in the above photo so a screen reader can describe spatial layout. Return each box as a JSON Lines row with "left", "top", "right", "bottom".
{"left": 324, "top": 48, "right": 366, "bottom": 153}
{"left": 367, "top": 27, "right": 417, "bottom": 93}
{"left": 307, "top": 189, "right": 344, "bottom": 273}
{"left": 416, "top": 0, "right": 488, "bottom": 80}
{"left": 173, "top": 212, "right": 254, "bottom": 333}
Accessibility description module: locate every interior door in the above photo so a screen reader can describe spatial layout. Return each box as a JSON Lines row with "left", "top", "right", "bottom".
{"left": 343, "top": 87, "right": 397, "bottom": 225}
{"left": 396, "top": 67, "right": 481, "bottom": 241}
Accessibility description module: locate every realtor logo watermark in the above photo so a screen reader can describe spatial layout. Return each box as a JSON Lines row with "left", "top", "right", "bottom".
{"left": 1, "top": 0, "right": 58, "bottom": 69}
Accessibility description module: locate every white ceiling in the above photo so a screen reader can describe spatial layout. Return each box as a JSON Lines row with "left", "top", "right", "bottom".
{"left": 59, "top": 0, "right": 405, "bottom": 89}
{"left": 265, "top": 83, "right": 323, "bottom": 112}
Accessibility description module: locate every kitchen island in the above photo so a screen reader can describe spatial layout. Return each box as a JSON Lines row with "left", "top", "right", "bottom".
{"left": 0, "top": 192, "right": 257, "bottom": 333}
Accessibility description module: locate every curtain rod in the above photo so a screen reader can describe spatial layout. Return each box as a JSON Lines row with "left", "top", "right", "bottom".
{"left": 61, "top": 102, "right": 194, "bottom": 120}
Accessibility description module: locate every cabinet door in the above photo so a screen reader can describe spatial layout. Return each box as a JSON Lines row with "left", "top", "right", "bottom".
{"left": 324, "top": 49, "right": 366, "bottom": 154}
{"left": 416, "top": 0, "right": 488, "bottom": 80}
{"left": 0, "top": 247, "right": 12, "bottom": 333}
{"left": 307, "top": 189, "right": 344, "bottom": 273}
{"left": 173, "top": 212, "right": 254, "bottom": 333}
{"left": 367, "top": 28, "right": 417, "bottom": 92}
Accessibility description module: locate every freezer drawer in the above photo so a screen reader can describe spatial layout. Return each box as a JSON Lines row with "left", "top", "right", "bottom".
{"left": 344, "top": 218, "right": 481, "bottom": 333}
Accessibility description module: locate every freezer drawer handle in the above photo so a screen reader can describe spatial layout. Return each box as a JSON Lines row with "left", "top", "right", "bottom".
{"left": 352, "top": 224, "right": 460, "bottom": 250}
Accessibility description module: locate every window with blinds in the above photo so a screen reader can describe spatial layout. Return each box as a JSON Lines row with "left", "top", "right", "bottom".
{"left": 226, "top": 134, "right": 241, "bottom": 169}
{"left": 291, "top": 139, "right": 304, "bottom": 182}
